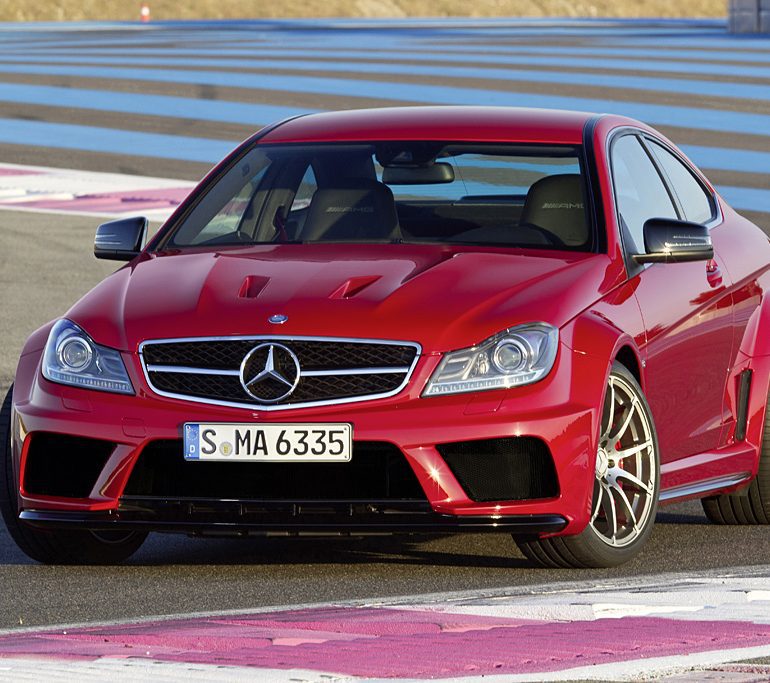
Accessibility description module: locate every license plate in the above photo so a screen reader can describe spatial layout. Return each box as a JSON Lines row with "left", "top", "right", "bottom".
{"left": 183, "top": 423, "right": 352, "bottom": 462}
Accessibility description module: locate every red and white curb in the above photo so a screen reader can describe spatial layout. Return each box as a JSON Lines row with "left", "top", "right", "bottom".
{"left": 1, "top": 567, "right": 769, "bottom": 681}
{"left": 0, "top": 162, "right": 193, "bottom": 222}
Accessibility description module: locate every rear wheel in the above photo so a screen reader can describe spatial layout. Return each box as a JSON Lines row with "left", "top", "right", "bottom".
{"left": 702, "top": 392, "right": 770, "bottom": 525}
{"left": 0, "top": 385, "right": 147, "bottom": 564}
{"left": 515, "top": 362, "right": 660, "bottom": 568}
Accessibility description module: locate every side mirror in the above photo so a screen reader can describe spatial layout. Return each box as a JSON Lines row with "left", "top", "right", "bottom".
{"left": 94, "top": 217, "right": 148, "bottom": 261}
{"left": 632, "top": 217, "right": 714, "bottom": 264}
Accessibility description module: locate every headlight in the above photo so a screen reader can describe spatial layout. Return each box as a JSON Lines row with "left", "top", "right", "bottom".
{"left": 42, "top": 319, "right": 134, "bottom": 395}
{"left": 423, "top": 323, "right": 558, "bottom": 397}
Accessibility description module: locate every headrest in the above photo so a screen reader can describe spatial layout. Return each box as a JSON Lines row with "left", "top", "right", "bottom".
{"left": 520, "top": 174, "right": 589, "bottom": 247}
{"left": 302, "top": 179, "right": 400, "bottom": 242}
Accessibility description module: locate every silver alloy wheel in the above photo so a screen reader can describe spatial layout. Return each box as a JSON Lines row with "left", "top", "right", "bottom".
{"left": 590, "top": 373, "right": 657, "bottom": 548}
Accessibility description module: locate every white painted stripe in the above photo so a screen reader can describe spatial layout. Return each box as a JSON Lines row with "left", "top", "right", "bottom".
{"left": 0, "top": 658, "right": 354, "bottom": 683}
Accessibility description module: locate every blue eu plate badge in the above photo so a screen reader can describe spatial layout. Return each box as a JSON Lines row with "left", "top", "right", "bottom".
{"left": 185, "top": 423, "right": 199, "bottom": 460}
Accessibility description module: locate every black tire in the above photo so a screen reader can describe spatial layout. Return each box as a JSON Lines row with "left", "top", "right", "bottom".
{"left": 515, "top": 362, "right": 660, "bottom": 568}
{"left": 702, "top": 391, "right": 770, "bottom": 525}
{"left": 0, "top": 385, "right": 147, "bottom": 564}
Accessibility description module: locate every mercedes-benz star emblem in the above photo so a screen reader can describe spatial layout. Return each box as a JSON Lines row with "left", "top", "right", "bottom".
{"left": 239, "top": 343, "right": 301, "bottom": 403}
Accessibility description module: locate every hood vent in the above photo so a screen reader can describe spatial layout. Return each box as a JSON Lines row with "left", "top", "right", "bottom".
{"left": 329, "top": 275, "right": 381, "bottom": 300}
{"left": 238, "top": 275, "right": 270, "bottom": 299}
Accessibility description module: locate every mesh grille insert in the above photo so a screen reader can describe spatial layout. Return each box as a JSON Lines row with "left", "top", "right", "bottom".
{"left": 436, "top": 437, "right": 559, "bottom": 503}
{"left": 141, "top": 338, "right": 418, "bottom": 408}
{"left": 147, "top": 371, "right": 405, "bottom": 405}
{"left": 143, "top": 340, "right": 416, "bottom": 370}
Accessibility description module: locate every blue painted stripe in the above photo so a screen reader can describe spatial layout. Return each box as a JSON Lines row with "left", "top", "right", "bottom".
{"left": 607, "top": 35, "right": 770, "bottom": 49}
{"left": 0, "top": 24, "right": 731, "bottom": 54}
{"left": 1, "top": 53, "right": 767, "bottom": 100}
{"left": 5, "top": 82, "right": 769, "bottom": 175}
{"left": 0, "top": 61, "right": 767, "bottom": 139}
{"left": 17, "top": 43, "right": 770, "bottom": 68}
{"left": 681, "top": 146, "right": 770, "bottom": 176}
{"left": 0, "top": 83, "right": 308, "bottom": 127}
{"left": 6, "top": 82, "right": 770, "bottom": 176}
{"left": 0, "top": 118, "right": 233, "bottom": 163}
{"left": 719, "top": 186, "right": 770, "bottom": 213}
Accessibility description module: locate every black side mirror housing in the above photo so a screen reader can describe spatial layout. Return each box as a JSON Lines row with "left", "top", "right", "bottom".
{"left": 94, "top": 217, "right": 148, "bottom": 261}
{"left": 632, "top": 217, "right": 714, "bottom": 264}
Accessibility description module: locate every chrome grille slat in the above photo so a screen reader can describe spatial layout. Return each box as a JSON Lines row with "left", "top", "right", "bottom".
{"left": 139, "top": 336, "right": 421, "bottom": 411}
{"left": 144, "top": 365, "right": 411, "bottom": 377}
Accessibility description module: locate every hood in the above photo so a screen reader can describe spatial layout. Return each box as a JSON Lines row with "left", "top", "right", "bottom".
{"left": 66, "top": 244, "right": 618, "bottom": 353}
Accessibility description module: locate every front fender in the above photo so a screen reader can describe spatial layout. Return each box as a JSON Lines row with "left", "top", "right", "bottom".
{"left": 555, "top": 307, "right": 644, "bottom": 531}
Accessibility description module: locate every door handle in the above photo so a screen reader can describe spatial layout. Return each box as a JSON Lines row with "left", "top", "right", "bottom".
{"left": 706, "top": 259, "right": 722, "bottom": 287}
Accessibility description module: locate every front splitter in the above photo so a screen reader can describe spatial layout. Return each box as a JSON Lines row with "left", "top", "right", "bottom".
{"left": 20, "top": 498, "right": 567, "bottom": 536}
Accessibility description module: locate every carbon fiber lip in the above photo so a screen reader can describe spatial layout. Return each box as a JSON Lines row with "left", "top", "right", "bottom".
{"left": 20, "top": 500, "right": 567, "bottom": 536}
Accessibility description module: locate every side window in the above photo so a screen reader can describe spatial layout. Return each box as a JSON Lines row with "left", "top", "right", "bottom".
{"left": 189, "top": 177, "right": 257, "bottom": 245}
{"left": 290, "top": 166, "right": 317, "bottom": 212}
{"left": 282, "top": 165, "right": 318, "bottom": 240}
{"left": 648, "top": 141, "right": 715, "bottom": 225}
{"left": 611, "top": 135, "right": 678, "bottom": 254}
{"left": 170, "top": 147, "right": 271, "bottom": 247}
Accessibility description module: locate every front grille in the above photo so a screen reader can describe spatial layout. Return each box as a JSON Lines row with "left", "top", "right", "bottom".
{"left": 140, "top": 337, "right": 419, "bottom": 409}
{"left": 437, "top": 437, "right": 559, "bottom": 503}
{"left": 143, "top": 340, "right": 416, "bottom": 371}
{"left": 123, "top": 439, "right": 427, "bottom": 501}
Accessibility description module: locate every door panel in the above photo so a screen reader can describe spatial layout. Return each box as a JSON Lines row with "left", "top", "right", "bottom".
{"left": 609, "top": 132, "right": 735, "bottom": 463}
{"left": 634, "top": 254, "right": 734, "bottom": 462}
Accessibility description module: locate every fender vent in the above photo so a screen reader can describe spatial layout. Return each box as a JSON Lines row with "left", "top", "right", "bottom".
{"left": 735, "top": 369, "right": 752, "bottom": 442}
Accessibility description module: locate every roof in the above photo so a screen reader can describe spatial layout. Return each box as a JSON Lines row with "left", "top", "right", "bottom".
{"left": 259, "top": 106, "right": 596, "bottom": 146}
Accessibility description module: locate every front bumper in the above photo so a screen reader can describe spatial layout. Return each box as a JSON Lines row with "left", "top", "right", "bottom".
{"left": 10, "top": 341, "right": 609, "bottom": 537}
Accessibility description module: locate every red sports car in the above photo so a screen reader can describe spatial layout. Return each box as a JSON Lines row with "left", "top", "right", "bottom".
{"left": 2, "top": 106, "right": 769, "bottom": 568}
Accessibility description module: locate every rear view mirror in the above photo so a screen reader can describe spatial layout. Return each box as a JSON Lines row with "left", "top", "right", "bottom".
{"left": 94, "top": 217, "right": 148, "bottom": 261}
{"left": 382, "top": 162, "right": 454, "bottom": 185}
{"left": 632, "top": 217, "right": 714, "bottom": 264}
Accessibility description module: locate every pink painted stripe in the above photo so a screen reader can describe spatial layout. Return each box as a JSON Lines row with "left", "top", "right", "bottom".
{"left": 1, "top": 608, "right": 770, "bottom": 678}
{"left": 3, "top": 187, "right": 192, "bottom": 215}
{"left": 0, "top": 168, "right": 44, "bottom": 176}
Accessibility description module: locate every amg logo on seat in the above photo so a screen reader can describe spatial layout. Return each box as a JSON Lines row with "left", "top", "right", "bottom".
{"left": 541, "top": 202, "right": 584, "bottom": 209}
{"left": 325, "top": 206, "right": 375, "bottom": 213}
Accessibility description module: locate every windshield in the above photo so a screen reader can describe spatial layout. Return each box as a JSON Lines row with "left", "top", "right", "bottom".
{"left": 165, "top": 142, "right": 593, "bottom": 251}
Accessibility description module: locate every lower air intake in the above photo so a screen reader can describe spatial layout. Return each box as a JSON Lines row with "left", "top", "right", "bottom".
{"left": 23, "top": 433, "right": 115, "bottom": 498}
{"left": 124, "top": 440, "right": 427, "bottom": 501}
{"left": 436, "top": 437, "right": 559, "bottom": 503}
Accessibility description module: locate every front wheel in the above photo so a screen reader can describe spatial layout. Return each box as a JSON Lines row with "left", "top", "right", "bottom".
{"left": 515, "top": 362, "right": 660, "bottom": 568}
{"left": 0, "top": 385, "right": 147, "bottom": 564}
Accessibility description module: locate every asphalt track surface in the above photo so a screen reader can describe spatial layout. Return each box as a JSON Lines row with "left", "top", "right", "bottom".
{"left": 2, "top": 212, "right": 770, "bottom": 632}
{"left": 1, "top": 19, "right": 770, "bottom": 631}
